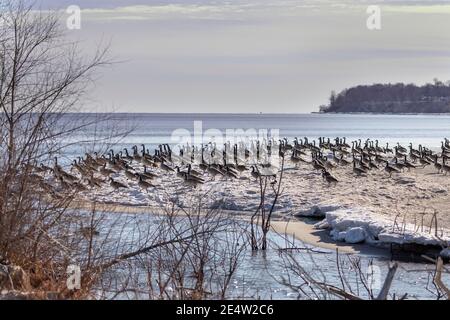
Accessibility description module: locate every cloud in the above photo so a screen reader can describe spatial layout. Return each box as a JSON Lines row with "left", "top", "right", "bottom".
{"left": 384, "top": 4, "right": 450, "bottom": 14}
{"left": 79, "top": 3, "right": 255, "bottom": 21}
{"left": 75, "top": 1, "right": 333, "bottom": 21}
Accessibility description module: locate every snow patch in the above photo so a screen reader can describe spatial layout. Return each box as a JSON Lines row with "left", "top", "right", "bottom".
{"left": 315, "top": 208, "right": 450, "bottom": 247}
{"left": 344, "top": 227, "right": 366, "bottom": 244}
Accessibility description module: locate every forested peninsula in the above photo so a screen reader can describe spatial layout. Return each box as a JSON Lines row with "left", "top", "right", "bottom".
{"left": 320, "top": 80, "right": 450, "bottom": 113}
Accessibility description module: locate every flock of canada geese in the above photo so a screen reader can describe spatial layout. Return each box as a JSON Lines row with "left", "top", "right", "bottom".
{"left": 33, "top": 137, "right": 450, "bottom": 194}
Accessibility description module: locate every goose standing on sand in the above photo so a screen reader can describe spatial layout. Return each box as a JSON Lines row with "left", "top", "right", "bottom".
{"left": 384, "top": 162, "right": 400, "bottom": 178}
{"left": 384, "top": 143, "right": 393, "bottom": 154}
{"left": 393, "top": 157, "right": 406, "bottom": 172}
{"left": 418, "top": 154, "right": 432, "bottom": 168}
{"left": 160, "top": 159, "right": 175, "bottom": 172}
{"left": 339, "top": 155, "right": 351, "bottom": 166}
{"left": 125, "top": 169, "right": 136, "bottom": 180}
{"left": 434, "top": 155, "right": 442, "bottom": 173}
{"left": 207, "top": 164, "right": 224, "bottom": 181}
{"left": 109, "top": 177, "right": 127, "bottom": 190}
{"left": 322, "top": 170, "right": 338, "bottom": 185}
{"left": 442, "top": 158, "right": 450, "bottom": 175}
{"left": 134, "top": 167, "right": 151, "bottom": 181}
{"left": 136, "top": 174, "right": 153, "bottom": 191}
{"left": 182, "top": 172, "right": 204, "bottom": 188}
{"left": 397, "top": 143, "right": 407, "bottom": 154}
{"left": 403, "top": 155, "right": 416, "bottom": 171}
{"left": 352, "top": 161, "right": 367, "bottom": 176}
{"left": 99, "top": 163, "right": 115, "bottom": 177}
{"left": 123, "top": 148, "right": 134, "bottom": 162}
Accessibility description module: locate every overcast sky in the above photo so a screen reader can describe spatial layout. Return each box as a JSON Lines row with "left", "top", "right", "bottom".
{"left": 38, "top": 0, "right": 450, "bottom": 113}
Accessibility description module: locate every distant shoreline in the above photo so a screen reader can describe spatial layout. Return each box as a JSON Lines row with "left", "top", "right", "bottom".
{"left": 51, "top": 112, "right": 450, "bottom": 116}
{"left": 314, "top": 111, "right": 450, "bottom": 115}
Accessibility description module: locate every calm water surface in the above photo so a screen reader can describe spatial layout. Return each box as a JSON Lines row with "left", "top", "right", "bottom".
{"left": 61, "top": 113, "right": 450, "bottom": 161}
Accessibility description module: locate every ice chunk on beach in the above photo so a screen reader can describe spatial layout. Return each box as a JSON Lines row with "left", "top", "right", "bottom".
{"left": 344, "top": 227, "right": 366, "bottom": 244}
{"left": 317, "top": 207, "right": 450, "bottom": 248}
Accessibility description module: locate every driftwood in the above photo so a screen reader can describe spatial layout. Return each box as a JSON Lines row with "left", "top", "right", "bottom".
{"left": 376, "top": 262, "right": 398, "bottom": 300}
{"left": 434, "top": 257, "right": 450, "bottom": 300}
{"left": 314, "top": 261, "right": 399, "bottom": 300}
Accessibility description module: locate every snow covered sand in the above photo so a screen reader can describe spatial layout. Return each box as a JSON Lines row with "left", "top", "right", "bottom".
{"left": 68, "top": 157, "right": 450, "bottom": 254}
{"left": 313, "top": 207, "right": 449, "bottom": 248}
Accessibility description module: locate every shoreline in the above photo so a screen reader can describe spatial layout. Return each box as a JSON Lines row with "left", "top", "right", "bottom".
{"left": 69, "top": 201, "right": 391, "bottom": 257}
{"left": 270, "top": 219, "right": 390, "bottom": 257}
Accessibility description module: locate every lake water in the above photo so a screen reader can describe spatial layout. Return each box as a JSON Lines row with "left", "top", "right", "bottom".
{"left": 61, "top": 113, "right": 450, "bottom": 162}
{"left": 94, "top": 211, "right": 443, "bottom": 300}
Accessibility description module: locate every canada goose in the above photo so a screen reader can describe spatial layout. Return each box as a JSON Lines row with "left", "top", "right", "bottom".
{"left": 58, "top": 177, "right": 71, "bottom": 190}
{"left": 409, "top": 152, "right": 419, "bottom": 163}
{"left": 339, "top": 155, "right": 351, "bottom": 166}
{"left": 235, "top": 160, "right": 247, "bottom": 173}
{"left": 418, "top": 155, "right": 431, "bottom": 168}
{"left": 341, "top": 137, "right": 351, "bottom": 149}
{"left": 54, "top": 156, "right": 63, "bottom": 173}
{"left": 176, "top": 166, "right": 187, "bottom": 179}
{"left": 384, "top": 143, "right": 393, "bottom": 154}
{"left": 199, "top": 150, "right": 208, "bottom": 171}
{"left": 30, "top": 160, "right": 46, "bottom": 173}
{"left": 359, "top": 159, "right": 370, "bottom": 171}
{"left": 182, "top": 172, "right": 204, "bottom": 188}
{"left": 224, "top": 166, "right": 239, "bottom": 179}
{"left": 312, "top": 159, "right": 325, "bottom": 172}
{"left": 94, "top": 153, "right": 108, "bottom": 166}
{"left": 124, "top": 169, "right": 136, "bottom": 180}
{"left": 109, "top": 158, "right": 122, "bottom": 172}
{"left": 142, "top": 165, "right": 158, "bottom": 179}
{"left": 374, "top": 140, "right": 384, "bottom": 153}
{"left": 394, "top": 146, "right": 406, "bottom": 158}
{"left": 393, "top": 157, "right": 406, "bottom": 171}
{"left": 251, "top": 166, "right": 260, "bottom": 180}
{"left": 322, "top": 157, "right": 336, "bottom": 170}
{"left": 99, "top": 163, "right": 115, "bottom": 177}
{"left": 403, "top": 156, "right": 416, "bottom": 171}
{"left": 368, "top": 159, "right": 379, "bottom": 170}
{"left": 160, "top": 160, "right": 175, "bottom": 173}
{"left": 85, "top": 177, "right": 102, "bottom": 189}
{"left": 40, "top": 163, "right": 53, "bottom": 173}
{"left": 137, "top": 175, "right": 153, "bottom": 191}
{"left": 132, "top": 145, "right": 143, "bottom": 162}
{"left": 109, "top": 177, "right": 127, "bottom": 190}
{"left": 57, "top": 169, "right": 78, "bottom": 183}
{"left": 434, "top": 155, "right": 442, "bottom": 173}
{"left": 290, "top": 150, "right": 301, "bottom": 167}
{"left": 207, "top": 164, "right": 224, "bottom": 180}
{"left": 187, "top": 164, "right": 203, "bottom": 178}
{"left": 331, "top": 150, "right": 341, "bottom": 164}
{"left": 123, "top": 148, "right": 134, "bottom": 162}
{"left": 322, "top": 170, "right": 338, "bottom": 185}
{"left": 397, "top": 143, "right": 407, "bottom": 154}
{"left": 384, "top": 162, "right": 400, "bottom": 178}
{"left": 442, "top": 158, "right": 450, "bottom": 175}
{"left": 352, "top": 161, "right": 367, "bottom": 176}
